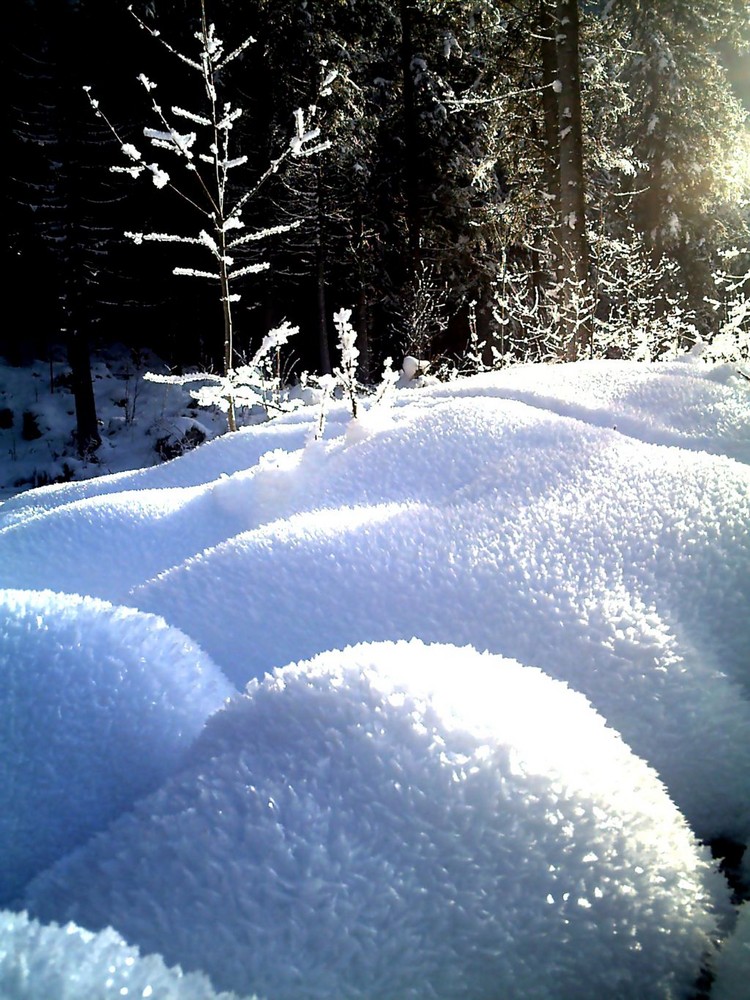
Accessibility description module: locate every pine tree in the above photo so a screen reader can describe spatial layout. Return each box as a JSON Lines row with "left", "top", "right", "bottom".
{"left": 603, "top": 0, "right": 750, "bottom": 330}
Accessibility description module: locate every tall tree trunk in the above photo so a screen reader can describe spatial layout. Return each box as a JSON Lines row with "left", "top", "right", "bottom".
{"left": 399, "top": 0, "right": 422, "bottom": 277}
{"left": 315, "top": 167, "right": 332, "bottom": 375}
{"left": 542, "top": 0, "right": 592, "bottom": 359}
{"left": 353, "top": 207, "right": 372, "bottom": 382}
{"left": 356, "top": 286, "right": 372, "bottom": 383}
{"left": 638, "top": 52, "right": 664, "bottom": 258}
{"left": 316, "top": 246, "right": 332, "bottom": 375}
{"left": 539, "top": 3, "right": 561, "bottom": 216}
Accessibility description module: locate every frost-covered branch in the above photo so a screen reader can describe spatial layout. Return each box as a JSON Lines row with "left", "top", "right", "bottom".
{"left": 333, "top": 308, "right": 360, "bottom": 418}
{"left": 84, "top": 0, "right": 331, "bottom": 433}
{"left": 145, "top": 321, "right": 303, "bottom": 420}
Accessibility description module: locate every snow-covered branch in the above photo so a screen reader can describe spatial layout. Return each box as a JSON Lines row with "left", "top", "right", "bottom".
{"left": 229, "top": 220, "right": 302, "bottom": 248}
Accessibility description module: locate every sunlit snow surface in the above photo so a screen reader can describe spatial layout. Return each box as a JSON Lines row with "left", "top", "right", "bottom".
{"left": 0, "top": 910, "right": 251, "bottom": 999}
{"left": 22, "top": 642, "right": 730, "bottom": 999}
{"left": 1, "top": 357, "right": 749, "bottom": 998}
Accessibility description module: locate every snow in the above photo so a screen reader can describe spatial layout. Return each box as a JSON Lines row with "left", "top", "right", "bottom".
{"left": 0, "top": 588, "right": 232, "bottom": 907}
{"left": 1, "top": 353, "right": 749, "bottom": 997}
{"left": 0, "top": 910, "right": 250, "bottom": 999}
{"left": 22, "top": 641, "right": 731, "bottom": 999}
{"left": 0, "top": 345, "right": 227, "bottom": 499}
{"left": 712, "top": 902, "right": 750, "bottom": 1000}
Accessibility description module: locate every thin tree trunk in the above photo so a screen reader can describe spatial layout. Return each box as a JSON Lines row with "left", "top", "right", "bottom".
{"left": 315, "top": 166, "right": 332, "bottom": 375}
{"left": 354, "top": 208, "right": 371, "bottom": 382}
{"left": 219, "top": 252, "right": 238, "bottom": 433}
{"left": 316, "top": 246, "right": 332, "bottom": 375}
{"left": 356, "top": 284, "right": 371, "bottom": 383}
{"left": 67, "top": 328, "right": 101, "bottom": 457}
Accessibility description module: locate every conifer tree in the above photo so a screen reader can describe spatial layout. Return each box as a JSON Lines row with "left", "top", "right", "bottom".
{"left": 7, "top": 0, "right": 135, "bottom": 454}
{"left": 602, "top": 0, "right": 750, "bottom": 328}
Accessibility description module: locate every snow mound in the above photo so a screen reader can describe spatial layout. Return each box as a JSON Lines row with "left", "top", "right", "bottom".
{"left": 712, "top": 903, "right": 750, "bottom": 1000}
{"left": 2, "top": 358, "right": 746, "bottom": 532}
{"left": 130, "top": 400, "right": 750, "bottom": 843}
{"left": 431, "top": 358, "right": 750, "bottom": 463}
{"left": 25, "top": 641, "right": 729, "bottom": 1000}
{"left": 0, "top": 910, "right": 251, "bottom": 1000}
{"left": 0, "top": 417, "right": 315, "bottom": 530}
{"left": 0, "top": 589, "right": 233, "bottom": 905}
{"left": 0, "top": 484, "right": 241, "bottom": 602}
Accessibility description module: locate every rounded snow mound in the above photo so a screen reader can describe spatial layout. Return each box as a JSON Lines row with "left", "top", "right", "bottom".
{"left": 25, "top": 640, "right": 729, "bottom": 1000}
{"left": 0, "top": 589, "right": 233, "bottom": 905}
{"left": 0, "top": 910, "right": 252, "bottom": 1000}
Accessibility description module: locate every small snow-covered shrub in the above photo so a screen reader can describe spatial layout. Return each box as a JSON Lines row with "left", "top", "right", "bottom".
{"left": 25, "top": 641, "right": 729, "bottom": 1000}
{"left": 0, "top": 910, "right": 250, "bottom": 1000}
{"left": 0, "top": 589, "right": 232, "bottom": 905}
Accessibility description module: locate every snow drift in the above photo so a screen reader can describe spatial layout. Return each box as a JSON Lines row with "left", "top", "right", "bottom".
{"left": 1, "top": 357, "right": 749, "bottom": 997}
{"left": 128, "top": 395, "right": 750, "bottom": 842}
{"left": 25, "top": 641, "right": 730, "bottom": 1000}
{"left": 0, "top": 589, "right": 232, "bottom": 905}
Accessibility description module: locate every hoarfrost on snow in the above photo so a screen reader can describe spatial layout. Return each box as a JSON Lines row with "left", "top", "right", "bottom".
{"left": 0, "top": 588, "right": 232, "bottom": 905}
{"left": 0, "top": 910, "right": 251, "bottom": 1000}
{"left": 1, "top": 357, "right": 749, "bottom": 997}
{"left": 23, "top": 641, "right": 731, "bottom": 1000}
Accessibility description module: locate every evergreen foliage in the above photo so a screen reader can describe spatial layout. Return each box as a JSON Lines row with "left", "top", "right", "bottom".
{"left": 5, "top": 0, "right": 749, "bottom": 417}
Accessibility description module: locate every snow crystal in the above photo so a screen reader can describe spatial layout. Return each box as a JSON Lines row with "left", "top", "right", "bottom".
{"left": 0, "top": 589, "right": 232, "bottom": 905}
{"left": 0, "top": 910, "right": 249, "bottom": 999}
{"left": 24, "top": 641, "right": 730, "bottom": 1000}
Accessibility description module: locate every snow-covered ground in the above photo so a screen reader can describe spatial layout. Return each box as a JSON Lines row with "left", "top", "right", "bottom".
{"left": 0, "top": 345, "right": 227, "bottom": 499}
{"left": 1, "top": 350, "right": 749, "bottom": 998}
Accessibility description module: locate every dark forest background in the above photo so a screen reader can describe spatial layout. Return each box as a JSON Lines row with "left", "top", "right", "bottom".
{"left": 5, "top": 0, "right": 750, "bottom": 447}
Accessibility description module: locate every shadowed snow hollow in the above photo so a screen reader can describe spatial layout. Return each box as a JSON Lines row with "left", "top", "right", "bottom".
{"left": 0, "top": 589, "right": 233, "bottom": 906}
{"left": 711, "top": 901, "right": 750, "bottom": 1000}
{"left": 25, "top": 641, "right": 730, "bottom": 1000}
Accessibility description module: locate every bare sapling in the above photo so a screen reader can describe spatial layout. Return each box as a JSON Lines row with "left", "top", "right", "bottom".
{"left": 84, "top": 1, "right": 333, "bottom": 431}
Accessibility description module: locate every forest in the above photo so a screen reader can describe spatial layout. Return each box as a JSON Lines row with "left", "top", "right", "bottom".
{"left": 6, "top": 0, "right": 750, "bottom": 452}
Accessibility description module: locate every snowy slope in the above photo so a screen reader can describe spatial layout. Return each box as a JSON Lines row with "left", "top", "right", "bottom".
{"left": 1, "top": 356, "right": 749, "bottom": 998}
